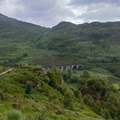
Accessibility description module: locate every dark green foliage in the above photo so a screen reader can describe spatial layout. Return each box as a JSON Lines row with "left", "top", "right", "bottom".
{"left": 79, "top": 78, "right": 107, "bottom": 100}
{"left": 0, "top": 91, "right": 5, "bottom": 100}
{"left": 69, "top": 75, "right": 79, "bottom": 83}
{"left": 25, "top": 82, "right": 32, "bottom": 94}
{"left": 63, "top": 90, "right": 73, "bottom": 109}
{"left": 7, "top": 110, "right": 24, "bottom": 120}
{"left": 74, "top": 89, "right": 84, "bottom": 104}
{"left": 106, "top": 64, "right": 120, "bottom": 77}
{"left": 43, "top": 76, "right": 50, "bottom": 83}
{"left": 2, "top": 53, "right": 28, "bottom": 67}
{"left": 100, "top": 108, "right": 111, "bottom": 120}
{"left": 16, "top": 69, "right": 40, "bottom": 87}
{"left": 80, "top": 71, "right": 90, "bottom": 80}
{"left": 83, "top": 95, "right": 95, "bottom": 107}
{"left": 102, "top": 92, "right": 120, "bottom": 119}
{"left": 28, "top": 112, "right": 48, "bottom": 120}
{"left": 74, "top": 89, "right": 82, "bottom": 99}
{"left": 62, "top": 69, "right": 73, "bottom": 83}
{"left": 78, "top": 72, "right": 120, "bottom": 120}
{"left": 47, "top": 67, "right": 62, "bottom": 89}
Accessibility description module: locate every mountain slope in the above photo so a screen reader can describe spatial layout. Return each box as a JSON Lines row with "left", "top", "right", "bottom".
{"left": 0, "top": 13, "right": 50, "bottom": 65}
{"left": 0, "top": 13, "right": 120, "bottom": 76}
{"left": 36, "top": 21, "right": 120, "bottom": 63}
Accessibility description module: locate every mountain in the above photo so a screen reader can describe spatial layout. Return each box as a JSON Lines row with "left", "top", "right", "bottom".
{"left": 36, "top": 21, "right": 120, "bottom": 69}
{"left": 52, "top": 21, "right": 77, "bottom": 30}
{"left": 0, "top": 13, "right": 120, "bottom": 76}
{"left": 0, "top": 13, "right": 50, "bottom": 65}
{"left": 0, "top": 13, "right": 17, "bottom": 22}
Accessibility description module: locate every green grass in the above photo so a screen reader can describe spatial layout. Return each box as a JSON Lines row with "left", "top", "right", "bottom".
{"left": 0, "top": 66, "right": 110, "bottom": 120}
{"left": 6, "top": 110, "right": 25, "bottom": 120}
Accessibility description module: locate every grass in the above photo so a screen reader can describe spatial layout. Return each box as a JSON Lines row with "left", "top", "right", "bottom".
{"left": 71, "top": 67, "right": 120, "bottom": 83}
{"left": 0, "top": 66, "right": 112, "bottom": 120}
{"left": 6, "top": 110, "right": 25, "bottom": 120}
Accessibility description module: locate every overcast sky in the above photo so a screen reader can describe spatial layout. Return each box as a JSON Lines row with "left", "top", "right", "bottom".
{"left": 0, "top": 0, "right": 120, "bottom": 27}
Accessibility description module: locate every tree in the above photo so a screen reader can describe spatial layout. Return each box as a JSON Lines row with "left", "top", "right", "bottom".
{"left": 25, "top": 82, "right": 32, "bottom": 94}
{"left": 63, "top": 90, "right": 73, "bottom": 109}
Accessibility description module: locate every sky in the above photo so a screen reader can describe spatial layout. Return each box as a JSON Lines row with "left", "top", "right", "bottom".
{"left": 0, "top": 0, "right": 120, "bottom": 27}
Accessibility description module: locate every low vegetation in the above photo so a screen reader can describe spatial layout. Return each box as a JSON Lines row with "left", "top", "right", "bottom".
{"left": 0, "top": 65, "right": 120, "bottom": 120}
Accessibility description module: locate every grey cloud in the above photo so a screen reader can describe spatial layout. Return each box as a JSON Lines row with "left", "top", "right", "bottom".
{"left": 67, "top": 0, "right": 120, "bottom": 24}
{"left": 18, "top": 0, "right": 56, "bottom": 11}
{"left": 69, "top": 0, "right": 120, "bottom": 5}
{"left": 0, "top": 0, "right": 4, "bottom": 4}
{"left": 13, "top": 0, "right": 74, "bottom": 27}
{"left": 0, "top": 0, "right": 119, "bottom": 27}
{"left": 77, "top": 4, "right": 120, "bottom": 22}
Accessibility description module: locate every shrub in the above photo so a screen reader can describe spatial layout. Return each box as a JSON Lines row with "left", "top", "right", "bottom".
{"left": 80, "top": 71, "right": 90, "bottom": 80}
{"left": 25, "top": 82, "right": 32, "bottom": 94}
{"left": 7, "top": 110, "right": 24, "bottom": 120}
{"left": 83, "top": 95, "right": 94, "bottom": 107}
{"left": 69, "top": 75, "right": 79, "bottom": 84}
{"left": 34, "top": 112, "right": 48, "bottom": 120}
{"left": 74, "top": 89, "right": 82, "bottom": 100}
{"left": 28, "top": 112, "right": 48, "bottom": 120}
{"left": 62, "top": 69, "right": 72, "bottom": 82}
{"left": 0, "top": 91, "right": 5, "bottom": 100}
{"left": 63, "top": 90, "right": 73, "bottom": 109}
{"left": 100, "top": 108, "right": 111, "bottom": 119}
{"left": 47, "top": 68, "right": 62, "bottom": 89}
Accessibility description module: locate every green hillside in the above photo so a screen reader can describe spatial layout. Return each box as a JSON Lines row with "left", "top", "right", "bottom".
{"left": 0, "top": 13, "right": 120, "bottom": 67}
{"left": 37, "top": 21, "right": 120, "bottom": 63}
{"left": 0, "top": 13, "right": 50, "bottom": 66}
{"left": 0, "top": 65, "right": 120, "bottom": 120}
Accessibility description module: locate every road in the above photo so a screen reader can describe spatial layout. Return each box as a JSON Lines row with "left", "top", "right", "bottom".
{"left": 0, "top": 68, "right": 13, "bottom": 76}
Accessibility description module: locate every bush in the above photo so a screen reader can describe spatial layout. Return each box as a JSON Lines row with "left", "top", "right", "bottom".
{"left": 47, "top": 68, "right": 62, "bottom": 89}
{"left": 7, "top": 110, "right": 24, "bottom": 120}
{"left": 0, "top": 91, "right": 5, "bottom": 100}
{"left": 34, "top": 112, "right": 48, "bottom": 120}
{"left": 100, "top": 108, "right": 111, "bottom": 119}
{"left": 102, "top": 92, "right": 120, "bottom": 119}
{"left": 25, "top": 82, "right": 32, "bottom": 94}
{"left": 74, "top": 89, "right": 82, "bottom": 100}
{"left": 80, "top": 71, "right": 90, "bottom": 80}
{"left": 62, "top": 69, "right": 72, "bottom": 82}
{"left": 83, "top": 95, "right": 94, "bottom": 107}
{"left": 28, "top": 112, "right": 48, "bottom": 120}
{"left": 69, "top": 75, "right": 79, "bottom": 84}
{"left": 63, "top": 90, "right": 73, "bottom": 109}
